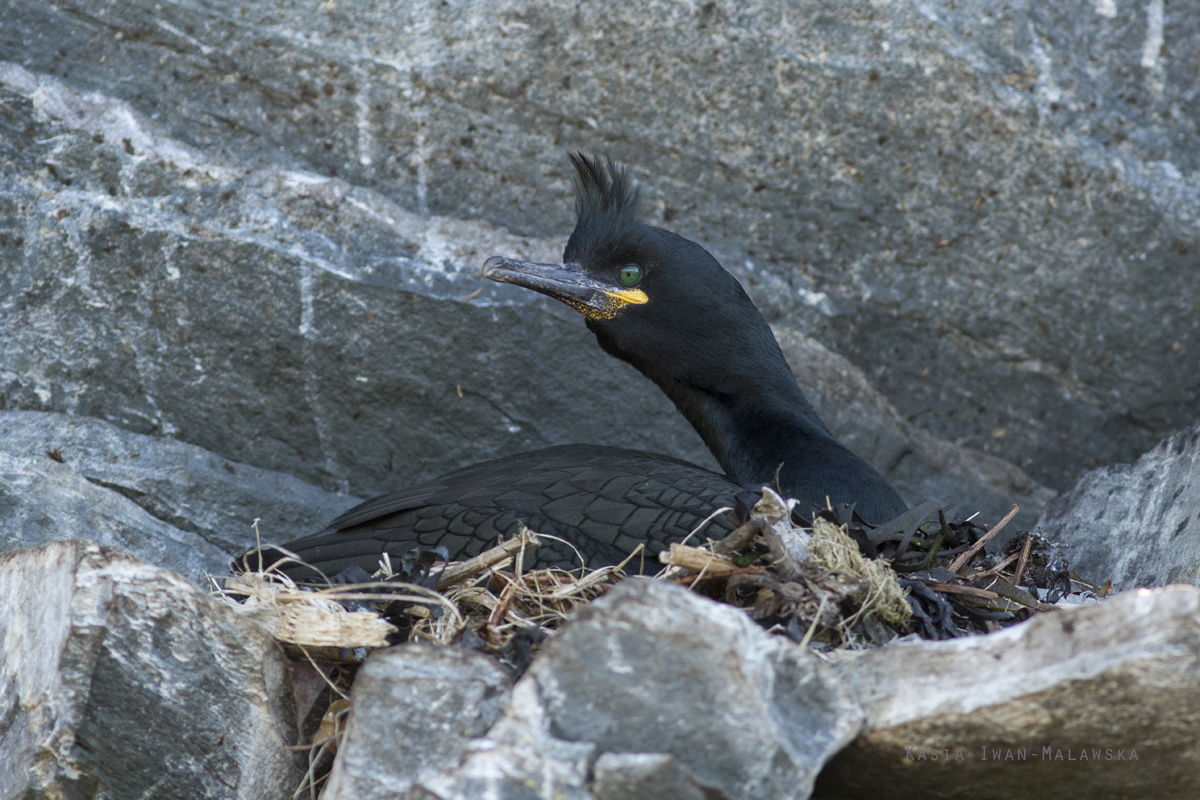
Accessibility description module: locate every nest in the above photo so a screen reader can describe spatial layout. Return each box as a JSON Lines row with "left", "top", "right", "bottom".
{"left": 211, "top": 492, "right": 1104, "bottom": 797}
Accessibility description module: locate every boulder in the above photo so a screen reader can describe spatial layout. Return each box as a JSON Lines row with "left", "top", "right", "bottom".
{"left": 815, "top": 585, "right": 1200, "bottom": 799}
{"left": 1038, "top": 421, "right": 1200, "bottom": 591}
{"left": 0, "top": 410, "right": 357, "bottom": 580}
{"left": 0, "top": 540, "right": 304, "bottom": 799}
{"left": 405, "top": 579, "right": 861, "bottom": 800}
{"left": 323, "top": 645, "right": 513, "bottom": 799}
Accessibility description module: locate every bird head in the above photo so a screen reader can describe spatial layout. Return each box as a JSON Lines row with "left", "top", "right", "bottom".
{"left": 483, "top": 153, "right": 785, "bottom": 393}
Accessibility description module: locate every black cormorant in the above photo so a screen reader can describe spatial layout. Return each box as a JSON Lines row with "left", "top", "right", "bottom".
{"left": 238, "top": 154, "right": 906, "bottom": 580}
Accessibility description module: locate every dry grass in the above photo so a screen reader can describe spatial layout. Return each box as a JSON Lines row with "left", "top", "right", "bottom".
{"left": 809, "top": 517, "right": 912, "bottom": 629}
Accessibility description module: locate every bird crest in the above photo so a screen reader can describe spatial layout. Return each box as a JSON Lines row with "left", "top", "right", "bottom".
{"left": 570, "top": 152, "right": 639, "bottom": 223}
{"left": 566, "top": 153, "right": 643, "bottom": 261}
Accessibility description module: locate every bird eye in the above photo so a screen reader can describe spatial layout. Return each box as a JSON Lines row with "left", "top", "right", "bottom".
{"left": 618, "top": 265, "right": 642, "bottom": 286}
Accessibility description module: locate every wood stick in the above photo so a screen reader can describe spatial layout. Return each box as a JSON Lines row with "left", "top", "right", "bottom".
{"left": 659, "top": 543, "right": 738, "bottom": 572}
{"left": 486, "top": 577, "right": 520, "bottom": 628}
{"left": 948, "top": 505, "right": 1019, "bottom": 573}
{"left": 436, "top": 527, "right": 540, "bottom": 590}
{"left": 964, "top": 551, "right": 1020, "bottom": 579}
{"left": 925, "top": 582, "right": 999, "bottom": 600}
{"left": 711, "top": 519, "right": 762, "bottom": 555}
{"left": 1012, "top": 534, "right": 1035, "bottom": 586}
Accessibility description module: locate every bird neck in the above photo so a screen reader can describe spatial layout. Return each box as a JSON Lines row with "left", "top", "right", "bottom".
{"left": 658, "top": 367, "right": 836, "bottom": 488}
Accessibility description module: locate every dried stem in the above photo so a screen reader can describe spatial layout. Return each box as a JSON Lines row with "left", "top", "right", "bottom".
{"left": 948, "top": 504, "right": 1019, "bottom": 573}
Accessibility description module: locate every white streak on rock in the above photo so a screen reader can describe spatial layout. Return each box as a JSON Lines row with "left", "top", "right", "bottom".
{"left": 1141, "top": 0, "right": 1164, "bottom": 72}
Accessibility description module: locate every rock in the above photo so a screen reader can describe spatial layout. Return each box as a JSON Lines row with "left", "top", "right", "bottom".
{"left": 815, "top": 584, "right": 1200, "bottom": 799}
{"left": 322, "top": 580, "right": 859, "bottom": 800}
{"left": 419, "top": 677, "right": 598, "bottom": 800}
{"left": 3, "top": 0, "right": 1194, "bottom": 515}
{"left": 467, "top": 579, "right": 860, "bottom": 800}
{"left": 4, "top": 0, "right": 1196, "bottom": 494}
{"left": 0, "top": 60, "right": 1056, "bottom": 533}
{"left": 323, "top": 645, "right": 513, "bottom": 799}
{"left": 592, "top": 752, "right": 736, "bottom": 800}
{"left": 0, "top": 410, "right": 358, "bottom": 580}
{"left": 1038, "top": 422, "right": 1200, "bottom": 590}
{"left": 0, "top": 540, "right": 304, "bottom": 799}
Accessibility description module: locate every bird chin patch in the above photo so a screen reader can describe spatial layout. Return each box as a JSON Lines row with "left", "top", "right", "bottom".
{"left": 576, "top": 288, "right": 648, "bottom": 320}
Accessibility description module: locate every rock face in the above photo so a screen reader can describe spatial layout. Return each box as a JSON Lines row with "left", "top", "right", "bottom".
{"left": 0, "top": 410, "right": 358, "bottom": 580}
{"left": 815, "top": 584, "right": 1200, "bottom": 800}
{"left": 0, "top": 539, "right": 304, "bottom": 799}
{"left": 3, "top": 0, "right": 1196, "bottom": 505}
{"left": 0, "top": 59, "right": 716, "bottom": 507}
{"left": 0, "top": 57, "right": 1053, "bottom": 535}
{"left": 1038, "top": 421, "right": 1200, "bottom": 590}
{"left": 3, "top": 0, "right": 1195, "bottom": 534}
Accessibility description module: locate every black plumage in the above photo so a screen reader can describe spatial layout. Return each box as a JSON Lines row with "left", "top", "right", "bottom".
{"left": 238, "top": 154, "right": 906, "bottom": 581}
{"left": 244, "top": 446, "right": 738, "bottom": 577}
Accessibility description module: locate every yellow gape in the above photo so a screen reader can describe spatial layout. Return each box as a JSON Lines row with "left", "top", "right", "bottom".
{"left": 578, "top": 287, "right": 649, "bottom": 320}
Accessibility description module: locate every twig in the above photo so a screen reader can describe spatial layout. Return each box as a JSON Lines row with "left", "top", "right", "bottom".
{"left": 486, "top": 576, "right": 520, "bottom": 628}
{"left": 437, "top": 527, "right": 540, "bottom": 590}
{"left": 659, "top": 543, "right": 738, "bottom": 572}
{"left": 711, "top": 519, "right": 762, "bottom": 555}
{"left": 948, "top": 505, "right": 1019, "bottom": 573}
{"left": 799, "top": 595, "right": 829, "bottom": 648}
{"left": 925, "top": 582, "right": 999, "bottom": 600}
{"left": 964, "top": 551, "right": 1020, "bottom": 579}
{"left": 1013, "top": 534, "right": 1035, "bottom": 586}
{"left": 543, "top": 565, "right": 623, "bottom": 599}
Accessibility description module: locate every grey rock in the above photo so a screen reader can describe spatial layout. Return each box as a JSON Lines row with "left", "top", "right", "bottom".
{"left": 1038, "top": 421, "right": 1200, "bottom": 590}
{"left": 358, "top": 580, "right": 859, "bottom": 800}
{"left": 0, "top": 539, "right": 303, "bottom": 799}
{"left": 405, "top": 653, "right": 599, "bottom": 800}
{"left": 0, "top": 410, "right": 358, "bottom": 580}
{"left": 2, "top": 0, "right": 1195, "bottom": 495}
{"left": 816, "top": 585, "right": 1200, "bottom": 800}
{"left": 497, "top": 579, "right": 861, "bottom": 800}
{"left": 592, "top": 752, "right": 735, "bottom": 800}
{"left": 323, "top": 644, "right": 513, "bottom": 800}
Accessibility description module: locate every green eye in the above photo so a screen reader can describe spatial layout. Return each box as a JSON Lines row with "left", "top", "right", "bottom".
{"left": 618, "top": 265, "right": 642, "bottom": 286}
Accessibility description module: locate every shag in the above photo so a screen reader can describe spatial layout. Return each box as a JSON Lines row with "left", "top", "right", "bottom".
{"left": 239, "top": 154, "right": 906, "bottom": 580}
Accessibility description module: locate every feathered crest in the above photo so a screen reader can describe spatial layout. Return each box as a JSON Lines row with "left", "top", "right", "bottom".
{"left": 565, "top": 153, "right": 642, "bottom": 261}
{"left": 570, "top": 152, "right": 639, "bottom": 223}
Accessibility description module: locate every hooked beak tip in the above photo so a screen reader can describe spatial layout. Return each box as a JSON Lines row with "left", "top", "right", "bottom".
{"left": 480, "top": 256, "right": 506, "bottom": 278}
